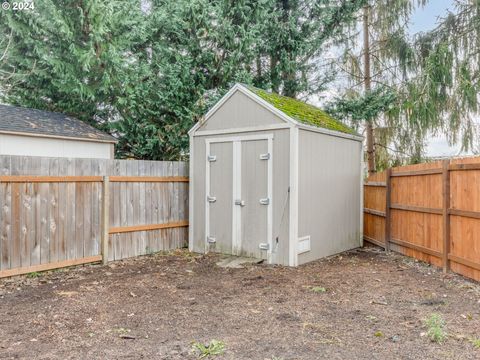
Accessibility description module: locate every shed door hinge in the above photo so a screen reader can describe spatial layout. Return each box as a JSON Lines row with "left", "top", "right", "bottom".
{"left": 207, "top": 236, "right": 216, "bottom": 244}
{"left": 259, "top": 198, "right": 270, "bottom": 205}
{"left": 207, "top": 195, "right": 217, "bottom": 203}
{"left": 259, "top": 153, "right": 270, "bottom": 160}
{"left": 259, "top": 243, "right": 269, "bottom": 250}
{"left": 207, "top": 155, "right": 217, "bottom": 162}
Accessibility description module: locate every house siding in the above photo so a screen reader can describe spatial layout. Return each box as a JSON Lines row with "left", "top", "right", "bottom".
{"left": 0, "top": 133, "right": 113, "bottom": 159}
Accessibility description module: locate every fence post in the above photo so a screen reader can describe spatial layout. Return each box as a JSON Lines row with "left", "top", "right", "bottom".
{"left": 384, "top": 168, "right": 392, "bottom": 252}
{"left": 101, "top": 176, "right": 110, "bottom": 265}
{"left": 442, "top": 160, "right": 451, "bottom": 273}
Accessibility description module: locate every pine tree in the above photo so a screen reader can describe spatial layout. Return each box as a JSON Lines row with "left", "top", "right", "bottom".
{"left": 1, "top": 0, "right": 366, "bottom": 160}
{"left": 329, "top": 0, "right": 428, "bottom": 172}
{"left": 406, "top": 0, "right": 480, "bottom": 153}
{"left": 0, "top": 0, "right": 146, "bottom": 130}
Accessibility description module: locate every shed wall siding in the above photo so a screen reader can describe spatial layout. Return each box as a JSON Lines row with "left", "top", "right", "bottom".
{"left": 297, "top": 129, "right": 362, "bottom": 265}
{"left": 199, "top": 91, "right": 285, "bottom": 131}
{"left": 191, "top": 128, "right": 291, "bottom": 265}
{"left": 0, "top": 133, "right": 113, "bottom": 159}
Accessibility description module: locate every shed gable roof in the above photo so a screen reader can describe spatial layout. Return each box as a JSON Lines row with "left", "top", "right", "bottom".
{"left": 0, "top": 104, "right": 117, "bottom": 143}
{"left": 190, "top": 84, "right": 359, "bottom": 139}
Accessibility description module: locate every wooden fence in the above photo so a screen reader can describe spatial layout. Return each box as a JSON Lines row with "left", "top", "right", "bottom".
{"left": 364, "top": 157, "right": 480, "bottom": 282}
{"left": 0, "top": 155, "right": 188, "bottom": 278}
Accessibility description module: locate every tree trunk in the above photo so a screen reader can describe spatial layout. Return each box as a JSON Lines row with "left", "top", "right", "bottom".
{"left": 363, "top": 4, "right": 376, "bottom": 175}
{"left": 270, "top": 55, "right": 280, "bottom": 93}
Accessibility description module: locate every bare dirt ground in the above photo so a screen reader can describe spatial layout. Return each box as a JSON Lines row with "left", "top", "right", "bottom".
{"left": 1, "top": 247, "right": 480, "bottom": 360}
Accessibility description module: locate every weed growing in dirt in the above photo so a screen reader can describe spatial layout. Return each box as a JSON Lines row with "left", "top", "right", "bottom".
{"left": 192, "top": 339, "right": 225, "bottom": 358}
{"left": 145, "top": 246, "right": 155, "bottom": 256}
{"left": 374, "top": 331, "right": 384, "bottom": 337}
{"left": 309, "top": 286, "right": 327, "bottom": 293}
{"left": 424, "top": 313, "right": 447, "bottom": 343}
{"left": 27, "top": 272, "right": 41, "bottom": 278}
{"left": 469, "top": 338, "right": 480, "bottom": 349}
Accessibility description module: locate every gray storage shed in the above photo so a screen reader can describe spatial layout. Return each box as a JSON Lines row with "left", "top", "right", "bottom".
{"left": 189, "top": 83, "right": 363, "bottom": 266}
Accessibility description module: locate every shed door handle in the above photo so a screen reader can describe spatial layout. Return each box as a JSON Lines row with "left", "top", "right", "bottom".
{"left": 235, "top": 199, "right": 245, "bottom": 206}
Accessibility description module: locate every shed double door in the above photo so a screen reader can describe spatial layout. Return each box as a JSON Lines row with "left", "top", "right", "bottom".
{"left": 207, "top": 136, "right": 272, "bottom": 261}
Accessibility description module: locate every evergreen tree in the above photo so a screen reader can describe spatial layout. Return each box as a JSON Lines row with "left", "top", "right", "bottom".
{"left": 329, "top": 0, "right": 428, "bottom": 172}
{"left": 0, "top": 0, "right": 145, "bottom": 130}
{"left": 1, "top": 0, "right": 365, "bottom": 160}
{"left": 406, "top": 0, "right": 480, "bottom": 153}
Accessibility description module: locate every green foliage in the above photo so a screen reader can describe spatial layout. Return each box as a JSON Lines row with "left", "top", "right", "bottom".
{"left": 332, "top": 1, "right": 432, "bottom": 169}
{"left": 469, "top": 338, "right": 480, "bottom": 349}
{"left": 407, "top": 1, "right": 480, "bottom": 153}
{"left": 309, "top": 286, "right": 327, "bottom": 293}
{"left": 192, "top": 339, "right": 225, "bottom": 358}
{"left": 250, "top": 86, "right": 355, "bottom": 134}
{"left": 424, "top": 313, "right": 447, "bottom": 343}
{"left": 327, "top": 87, "right": 396, "bottom": 125}
{"left": 26, "top": 272, "right": 41, "bottom": 278}
{"left": 0, "top": 0, "right": 365, "bottom": 160}
{"left": 374, "top": 331, "right": 384, "bottom": 337}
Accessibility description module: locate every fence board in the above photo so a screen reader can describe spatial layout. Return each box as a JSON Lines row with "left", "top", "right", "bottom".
{"left": 364, "top": 157, "right": 480, "bottom": 282}
{"left": 0, "top": 155, "right": 189, "bottom": 278}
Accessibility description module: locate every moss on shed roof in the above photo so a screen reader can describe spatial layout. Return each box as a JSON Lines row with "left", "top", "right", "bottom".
{"left": 248, "top": 86, "right": 356, "bottom": 135}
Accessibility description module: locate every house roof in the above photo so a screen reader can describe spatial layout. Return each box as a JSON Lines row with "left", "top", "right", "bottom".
{"left": 247, "top": 86, "right": 356, "bottom": 135}
{"left": 0, "top": 104, "right": 117, "bottom": 143}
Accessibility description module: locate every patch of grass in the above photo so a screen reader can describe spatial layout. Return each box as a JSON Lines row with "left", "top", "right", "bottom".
{"left": 469, "top": 338, "right": 480, "bottom": 349}
{"left": 192, "top": 340, "right": 225, "bottom": 358}
{"left": 309, "top": 286, "right": 327, "bottom": 293}
{"left": 424, "top": 313, "right": 447, "bottom": 343}
{"left": 374, "top": 331, "right": 384, "bottom": 337}
{"left": 27, "top": 272, "right": 41, "bottom": 278}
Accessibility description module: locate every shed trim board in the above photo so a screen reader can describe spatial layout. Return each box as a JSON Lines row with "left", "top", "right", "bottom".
{"left": 360, "top": 146, "right": 365, "bottom": 247}
{"left": 204, "top": 134, "right": 274, "bottom": 262}
{"left": 289, "top": 126, "right": 299, "bottom": 266}
{"left": 232, "top": 141, "right": 242, "bottom": 255}
{"left": 194, "top": 123, "right": 291, "bottom": 136}
{"left": 294, "top": 122, "right": 363, "bottom": 142}
{"left": 188, "top": 134, "right": 194, "bottom": 252}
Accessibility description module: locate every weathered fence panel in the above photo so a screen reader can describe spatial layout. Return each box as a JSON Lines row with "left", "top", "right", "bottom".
{"left": 364, "top": 156, "right": 480, "bottom": 282}
{"left": 0, "top": 155, "right": 188, "bottom": 278}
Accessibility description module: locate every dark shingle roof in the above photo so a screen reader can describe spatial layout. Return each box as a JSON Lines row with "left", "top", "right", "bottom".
{"left": 0, "top": 104, "right": 117, "bottom": 143}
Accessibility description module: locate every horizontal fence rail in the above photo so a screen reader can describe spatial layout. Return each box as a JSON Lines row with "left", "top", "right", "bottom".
{"left": 364, "top": 158, "right": 480, "bottom": 282}
{"left": 0, "top": 155, "right": 189, "bottom": 278}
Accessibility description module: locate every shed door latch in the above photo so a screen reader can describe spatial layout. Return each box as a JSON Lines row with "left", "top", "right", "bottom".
{"left": 207, "top": 195, "right": 217, "bottom": 203}
{"left": 259, "top": 198, "right": 270, "bottom": 205}
{"left": 259, "top": 153, "right": 270, "bottom": 160}
{"left": 207, "top": 155, "right": 217, "bottom": 162}
{"left": 259, "top": 243, "right": 269, "bottom": 250}
{"left": 234, "top": 199, "right": 245, "bottom": 206}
